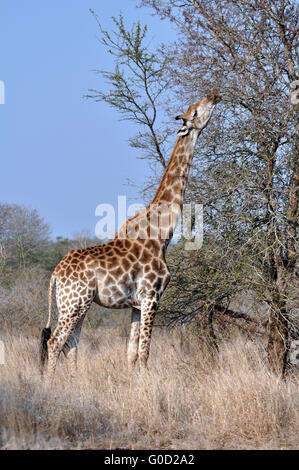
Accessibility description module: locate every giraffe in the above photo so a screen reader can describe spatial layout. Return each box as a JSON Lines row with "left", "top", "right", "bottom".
{"left": 40, "top": 92, "right": 221, "bottom": 382}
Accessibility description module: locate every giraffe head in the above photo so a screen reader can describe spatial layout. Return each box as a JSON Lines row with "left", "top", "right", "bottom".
{"left": 176, "top": 91, "right": 221, "bottom": 136}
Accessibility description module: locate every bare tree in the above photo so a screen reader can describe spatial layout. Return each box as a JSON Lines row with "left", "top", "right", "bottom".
{"left": 0, "top": 203, "right": 50, "bottom": 282}
{"left": 140, "top": 0, "right": 298, "bottom": 375}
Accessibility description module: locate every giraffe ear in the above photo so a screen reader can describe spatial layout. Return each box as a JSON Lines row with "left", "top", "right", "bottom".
{"left": 177, "top": 125, "right": 190, "bottom": 136}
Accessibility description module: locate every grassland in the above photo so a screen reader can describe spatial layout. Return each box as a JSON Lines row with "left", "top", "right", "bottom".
{"left": 0, "top": 325, "right": 298, "bottom": 449}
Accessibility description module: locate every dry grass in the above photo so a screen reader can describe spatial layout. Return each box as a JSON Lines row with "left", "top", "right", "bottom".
{"left": 0, "top": 326, "right": 298, "bottom": 449}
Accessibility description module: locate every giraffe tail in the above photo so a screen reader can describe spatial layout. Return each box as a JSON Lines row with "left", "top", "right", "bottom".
{"left": 40, "top": 275, "right": 56, "bottom": 373}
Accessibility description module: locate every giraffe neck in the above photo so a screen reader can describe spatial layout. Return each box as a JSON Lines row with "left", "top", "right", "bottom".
{"left": 148, "top": 129, "right": 200, "bottom": 246}
{"left": 151, "top": 130, "right": 199, "bottom": 206}
{"left": 116, "top": 129, "right": 200, "bottom": 245}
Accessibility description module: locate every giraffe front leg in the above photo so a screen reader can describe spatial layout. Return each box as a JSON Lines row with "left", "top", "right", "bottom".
{"left": 127, "top": 307, "right": 140, "bottom": 373}
{"left": 139, "top": 297, "right": 158, "bottom": 370}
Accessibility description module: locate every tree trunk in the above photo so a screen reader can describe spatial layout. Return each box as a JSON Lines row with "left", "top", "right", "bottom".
{"left": 267, "top": 302, "right": 289, "bottom": 377}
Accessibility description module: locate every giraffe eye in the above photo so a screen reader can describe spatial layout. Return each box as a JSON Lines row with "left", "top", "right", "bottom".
{"left": 193, "top": 110, "right": 198, "bottom": 118}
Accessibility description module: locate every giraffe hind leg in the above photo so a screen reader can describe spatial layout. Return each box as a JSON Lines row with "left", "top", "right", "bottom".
{"left": 62, "top": 315, "right": 85, "bottom": 378}
{"left": 45, "top": 303, "right": 90, "bottom": 385}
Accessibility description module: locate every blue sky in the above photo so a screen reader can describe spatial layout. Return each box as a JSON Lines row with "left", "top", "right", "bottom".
{"left": 0, "top": 1, "right": 175, "bottom": 239}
